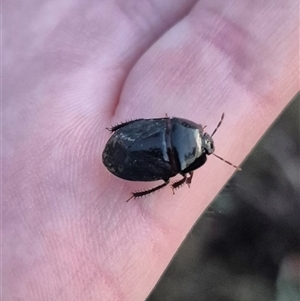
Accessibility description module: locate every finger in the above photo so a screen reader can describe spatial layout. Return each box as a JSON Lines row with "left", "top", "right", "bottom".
{"left": 4, "top": 0, "right": 198, "bottom": 118}
{"left": 108, "top": 1, "right": 298, "bottom": 299}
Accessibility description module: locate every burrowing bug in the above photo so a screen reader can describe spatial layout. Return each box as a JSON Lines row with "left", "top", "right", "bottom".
{"left": 102, "top": 114, "right": 240, "bottom": 201}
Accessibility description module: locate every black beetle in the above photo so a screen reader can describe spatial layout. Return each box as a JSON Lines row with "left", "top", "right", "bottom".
{"left": 102, "top": 114, "right": 240, "bottom": 201}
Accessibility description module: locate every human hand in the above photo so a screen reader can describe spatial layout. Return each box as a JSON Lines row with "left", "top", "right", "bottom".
{"left": 3, "top": 0, "right": 298, "bottom": 300}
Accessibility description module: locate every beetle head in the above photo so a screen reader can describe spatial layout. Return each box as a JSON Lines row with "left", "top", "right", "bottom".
{"left": 202, "top": 133, "right": 215, "bottom": 155}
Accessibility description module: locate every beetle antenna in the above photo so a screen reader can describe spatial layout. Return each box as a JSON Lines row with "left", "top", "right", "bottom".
{"left": 213, "top": 153, "right": 241, "bottom": 170}
{"left": 211, "top": 113, "right": 225, "bottom": 137}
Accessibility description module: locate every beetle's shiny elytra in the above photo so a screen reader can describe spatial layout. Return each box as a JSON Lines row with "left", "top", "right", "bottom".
{"left": 102, "top": 114, "right": 240, "bottom": 201}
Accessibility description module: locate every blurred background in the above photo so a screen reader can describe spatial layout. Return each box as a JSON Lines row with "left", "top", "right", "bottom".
{"left": 148, "top": 94, "right": 300, "bottom": 301}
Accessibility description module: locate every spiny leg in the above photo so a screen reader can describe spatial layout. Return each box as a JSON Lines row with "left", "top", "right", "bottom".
{"left": 171, "top": 174, "right": 187, "bottom": 193}
{"left": 171, "top": 172, "right": 194, "bottom": 193}
{"left": 107, "top": 119, "right": 143, "bottom": 132}
{"left": 126, "top": 180, "right": 170, "bottom": 202}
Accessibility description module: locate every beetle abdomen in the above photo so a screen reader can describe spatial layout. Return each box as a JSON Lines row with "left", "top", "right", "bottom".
{"left": 102, "top": 119, "right": 176, "bottom": 181}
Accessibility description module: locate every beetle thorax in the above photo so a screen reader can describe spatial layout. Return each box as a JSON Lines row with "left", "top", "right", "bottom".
{"left": 172, "top": 127, "right": 203, "bottom": 171}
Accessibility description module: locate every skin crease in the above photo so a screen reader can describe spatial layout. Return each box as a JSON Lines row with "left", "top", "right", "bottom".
{"left": 3, "top": 0, "right": 298, "bottom": 300}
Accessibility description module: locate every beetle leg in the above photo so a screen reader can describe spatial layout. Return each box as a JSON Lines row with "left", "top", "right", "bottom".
{"left": 126, "top": 180, "right": 170, "bottom": 202}
{"left": 171, "top": 174, "right": 187, "bottom": 193}
{"left": 107, "top": 119, "right": 144, "bottom": 132}
{"left": 186, "top": 172, "right": 194, "bottom": 187}
{"left": 171, "top": 171, "right": 194, "bottom": 192}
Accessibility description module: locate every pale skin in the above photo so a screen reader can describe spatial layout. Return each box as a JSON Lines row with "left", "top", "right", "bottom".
{"left": 3, "top": 0, "right": 298, "bottom": 300}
